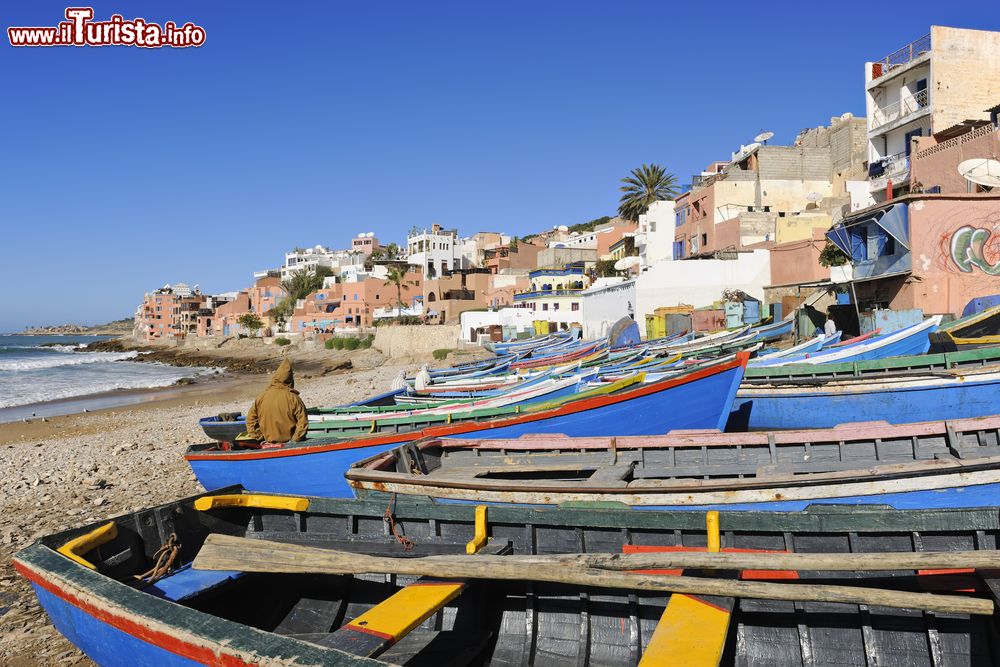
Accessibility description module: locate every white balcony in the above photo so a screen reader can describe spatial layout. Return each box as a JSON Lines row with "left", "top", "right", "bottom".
{"left": 871, "top": 89, "right": 928, "bottom": 130}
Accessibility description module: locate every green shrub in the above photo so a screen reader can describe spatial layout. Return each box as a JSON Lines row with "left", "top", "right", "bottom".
{"left": 343, "top": 337, "right": 360, "bottom": 351}
{"left": 360, "top": 335, "right": 374, "bottom": 349}
{"left": 432, "top": 348, "right": 452, "bottom": 360}
{"left": 274, "top": 337, "right": 291, "bottom": 346}
{"left": 324, "top": 338, "right": 335, "bottom": 349}
{"left": 332, "top": 337, "right": 345, "bottom": 350}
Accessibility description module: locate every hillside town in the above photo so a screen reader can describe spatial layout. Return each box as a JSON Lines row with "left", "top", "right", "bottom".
{"left": 134, "top": 26, "right": 1000, "bottom": 349}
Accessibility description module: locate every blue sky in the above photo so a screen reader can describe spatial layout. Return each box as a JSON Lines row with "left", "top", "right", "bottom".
{"left": 2, "top": 1, "right": 997, "bottom": 331}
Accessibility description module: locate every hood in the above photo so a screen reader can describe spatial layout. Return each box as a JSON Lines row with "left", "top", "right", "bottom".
{"left": 270, "top": 358, "right": 294, "bottom": 388}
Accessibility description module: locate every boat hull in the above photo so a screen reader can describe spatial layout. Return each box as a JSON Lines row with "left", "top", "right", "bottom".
{"left": 354, "top": 472, "right": 1000, "bottom": 512}
{"left": 730, "top": 370, "right": 1000, "bottom": 430}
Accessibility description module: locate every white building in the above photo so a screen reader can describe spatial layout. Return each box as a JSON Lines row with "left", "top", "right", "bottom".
{"left": 864, "top": 26, "right": 1000, "bottom": 202}
{"left": 406, "top": 224, "right": 475, "bottom": 278}
{"left": 581, "top": 278, "right": 635, "bottom": 340}
{"left": 513, "top": 264, "right": 590, "bottom": 332}
{"left": 276, "top": 245, "right": 361, "bottom": 281}
{"left": 635, "top": 200, "right": 677, "bottom": 268}
{"left": 634, "top": 250, "right": 771, "bottom": 328}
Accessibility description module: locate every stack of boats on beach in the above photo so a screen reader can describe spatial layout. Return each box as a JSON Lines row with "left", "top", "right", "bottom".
{"left": 16, "top": 303, "right": 1000, "bottom": 666}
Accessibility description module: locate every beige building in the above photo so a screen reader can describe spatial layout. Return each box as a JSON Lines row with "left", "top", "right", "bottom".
{"left": 865, "top": 26, "right": 1000, "bottom": 202}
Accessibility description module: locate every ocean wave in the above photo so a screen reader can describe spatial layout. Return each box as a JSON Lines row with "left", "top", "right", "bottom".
{"left": 0, "top": 364, "right": 218, "bottom": 409}
{"left": 0, "top": 351, "right": 138, "bottom": 371}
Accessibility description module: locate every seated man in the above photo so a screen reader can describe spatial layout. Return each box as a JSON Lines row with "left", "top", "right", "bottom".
{"left": 245, "top": 359, "right": 309, "bottom": 443}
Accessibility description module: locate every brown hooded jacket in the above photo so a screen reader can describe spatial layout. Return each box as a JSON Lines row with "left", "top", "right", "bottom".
{"left": 245, "top": 359, "right": 309, "bottom": 442}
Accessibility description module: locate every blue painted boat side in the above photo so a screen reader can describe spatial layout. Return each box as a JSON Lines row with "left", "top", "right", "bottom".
{"left": 31, "top": 584, "right": 202, "bottom": 667}
{"left": 189, "top": 441, "right": 400, "bottom": 497}
{"left": 732, "top": 375, "right": 1000, "bottom": 429}
{"left": 452, "top": 362, "right": 744, "bottom": 440}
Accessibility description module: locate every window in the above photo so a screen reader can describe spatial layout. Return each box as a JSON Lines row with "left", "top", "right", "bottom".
{"left": 904, "top": 127, "right": 923, "bottom": 157}
{"left": 701, "top": 233, "right": 708, "bottom": 247}
{"left": 542, "top": 303, "right": 549, "bottom": 311}
{"left": 353, "top": 294, "right": 358, "bottom": 300}
{"left": 571, "top": 302, "right": 580, "bottom": 312}
{"left": 553, "top": 303, "right": 560, "bottom": 311}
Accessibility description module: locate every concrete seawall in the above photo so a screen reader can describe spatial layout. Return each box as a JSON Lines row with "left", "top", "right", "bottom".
{"left": 373, "top": 324, "right": 461, "bottom": 359}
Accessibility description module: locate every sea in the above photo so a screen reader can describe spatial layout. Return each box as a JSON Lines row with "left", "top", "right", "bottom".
{"left": 0, "top": 334, "right": 217, "bottom": 422}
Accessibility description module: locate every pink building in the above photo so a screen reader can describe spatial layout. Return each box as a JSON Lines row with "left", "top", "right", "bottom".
{"left": 352, "top": 234, "right": 380, "bottom": 256}
{"left": 215, "top": 293, "right": 252, "bottom": 336}
{"left": 248, "top": 275, "right": 283, "bottom": 323}
{"left": 827, "top": 193, "right": 1000, "bottom": 317}
{"left": 136, "top": 289, "right": 179, "bottom": 342}
{"left": 911, "top": 122, "right": 1000, "bottom": 194}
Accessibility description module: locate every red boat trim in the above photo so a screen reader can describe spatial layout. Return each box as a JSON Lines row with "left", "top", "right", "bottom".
{"left": 185, "top": 353, "right": 748, "bottom": 462}
{"left": 12, "top": 560, "right": 259, "bottom": 667}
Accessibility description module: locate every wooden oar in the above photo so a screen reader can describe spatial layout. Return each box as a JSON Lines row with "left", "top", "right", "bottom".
{"left": 192, "top": 534, "right": 994, "bottom": 616}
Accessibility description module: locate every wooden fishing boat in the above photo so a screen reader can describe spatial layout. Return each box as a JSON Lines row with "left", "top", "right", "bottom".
{"left": 15, "top": 488, "right": 1000, "bottom": 666}
{"left": 930, "top": 305, "right": 1000, "bottom": 352}
{"left": 744, "top": 344, "right": 1000, "bottom": 381}
{"left": 347, "top": 415, "right": 1000, "bottom": 510}
{"left": 185, "top": 353, "right": 749, "bottom": 497}
{"left": 731, "top": 362, "right": 1000, "bottom": 430}
{"left": 750, "top": 333, "right": 833, "bottom": 365}
{"left": 748, "top": 316, "right": 941, "bottom": 367}
{"left": 748, "top": 317, "right": 794, "bottom": 342}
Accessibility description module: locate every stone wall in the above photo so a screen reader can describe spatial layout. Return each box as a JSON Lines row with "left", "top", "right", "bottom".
{"left": 373, "top": 324, "right": 461, "bottom": 359}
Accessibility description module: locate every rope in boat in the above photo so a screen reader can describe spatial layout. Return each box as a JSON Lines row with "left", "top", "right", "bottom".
{"left": 383, "top": 493, "right": 415, "bottom": 551}
{"left": 133, "top": 533, "right": 181, "bottom": 586}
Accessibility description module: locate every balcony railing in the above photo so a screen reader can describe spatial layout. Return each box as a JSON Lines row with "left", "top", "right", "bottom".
{"left": 870, "top": 34, "right": 930, "bottom": 79}
{"left": 871, "top": 88, "right": 928, "bottom": 129}
{"left": 442, "top": 289, "right": 476, "bottom": 301}
{"left": 514, "top": 289, "right": 585, "bottom": 300}
{"left": 868, "top": 152, "right": 910, "bottom": 189}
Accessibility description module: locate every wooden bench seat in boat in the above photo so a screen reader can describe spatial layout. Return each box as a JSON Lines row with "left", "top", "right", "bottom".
{"left": 145, "top": 564, "right": 244, "bottom": 602}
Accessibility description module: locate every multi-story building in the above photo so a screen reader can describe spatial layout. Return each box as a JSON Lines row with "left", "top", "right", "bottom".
{"left": 635, "top": 199, "right": 677, "bottom": 266}
{"left": 483, "top": 240, "right": 544, "bottom": 274}
{"left": 406, "top": 224, "right": 476, "bottom": 278}
{"left": 675, "top": 144, "right": 837, "bottom": 258}
{"left": 910, "top": 114, "right": 1000, "bottom": 194}
{"left": 135, "top": 287, "right": 179, "bottom": 342}
{"left": 864, "top": 26, "right": 1000, "bottom": 203}
{"left": 351, "top": 233, "right": 380, "bottom": 256}
{"left": 423, "top": 269, "right": 492, "bottom": 324}
{"left": 196, "top": 293, "right": 237, "bottom": 338}
{"left": 248, "top": 274, "right": 283, "bottom": 325}
{"left": 513, "top": 263, "right": 591, "bottom": 331}
{"left": 289, "top": 271, "right": 424, "bottom": 334}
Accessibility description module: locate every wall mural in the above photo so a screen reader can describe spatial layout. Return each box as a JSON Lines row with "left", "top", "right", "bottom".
{"left": 950, "top": 225, "right": 1000, "bottom": 275}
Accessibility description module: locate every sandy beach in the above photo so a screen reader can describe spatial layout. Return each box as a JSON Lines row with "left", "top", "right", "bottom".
{"left": 0, "top": 345, "right": 424, "bottom": 665}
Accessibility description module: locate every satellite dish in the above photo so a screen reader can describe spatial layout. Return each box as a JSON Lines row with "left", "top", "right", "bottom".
{"left": 958, "top": 159, "right": 1000, "bottom": 188}
{"left": 754, "top": 130, "right": 774, "bottom": 144}
{"left": 367, "top": 232, "right": 375, "bottom": 237}
{"left": 557, "top": 225, "right": 569, "bottom": 232}
{"left": 614, "top": 256, "right": 641, "bottom": 271}
{"left": 570, "top": 231, "right": 579, "bottom": 237}
{"left": 358, "top": 233, "right": 365, "bottom": 238}
{"left": 806, "top": 192, "right": 823, "bottom": 203}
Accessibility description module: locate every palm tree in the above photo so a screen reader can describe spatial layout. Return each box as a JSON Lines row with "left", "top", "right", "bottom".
{"left": 618, "top": 163, "right": 678, "bottom": 222}
{"left": 383, "top": 265, "right": 418, "bottom": 317}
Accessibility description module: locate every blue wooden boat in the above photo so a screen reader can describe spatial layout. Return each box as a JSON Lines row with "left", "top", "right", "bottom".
{"left": 751, "top": 316, "right": 941, "bottom": 367}
{"left": 16, "top": 488, "right": 1000, "bottom": 666}
{"left": 184, "top": 352, "right": 750, "bottom": 497}
{"left": 731, "top": 360, "right": 1000, "bottom": 430}
{"left": 347, "top": 415, "right": 1000, "bottom": 511}
{"left": 749, "top": 318, "right": 793, "bottom": 342}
